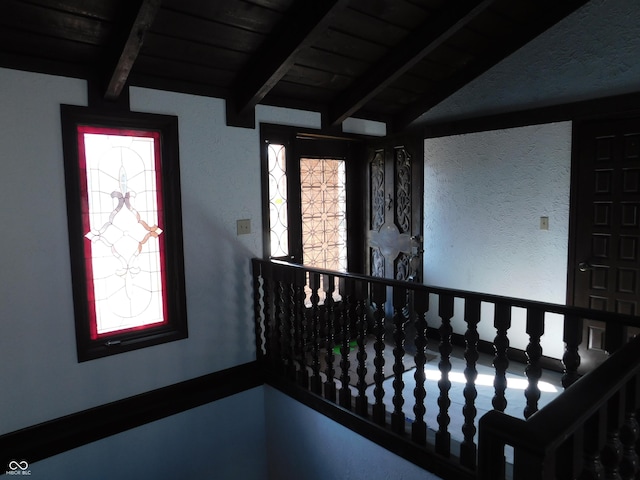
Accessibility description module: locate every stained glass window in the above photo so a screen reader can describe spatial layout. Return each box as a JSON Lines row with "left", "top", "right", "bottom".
{"left": 62, "top": 105, "right": 187, "bottom": 362}
{"left": 267, "top": 143, "right": 289, "bottom": 258}
{"left": 261, "top": 126, "right": 355, "bottom": 305}
{"left": 78, "top": 126, "right": 167, "bottom": 338}
{"left": 300, "top": 158, "right": 347, "bottom": 272}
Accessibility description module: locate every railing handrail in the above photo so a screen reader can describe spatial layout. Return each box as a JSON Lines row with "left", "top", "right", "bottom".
{"left": 478, "top": 333, "right": 640, "bottom": 477}
{"left": 253, "top": 258, "right": 640, "bottom": 478}
{"left": 254, "top": 258, "right": 640, "bottom": 327}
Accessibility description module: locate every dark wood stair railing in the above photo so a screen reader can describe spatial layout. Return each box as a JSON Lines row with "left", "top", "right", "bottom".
{"left": 478, "top": 332, "right": 640, "bottom": 479}
{"left": 252, "top": 258, "right": 640, "bottom": 479}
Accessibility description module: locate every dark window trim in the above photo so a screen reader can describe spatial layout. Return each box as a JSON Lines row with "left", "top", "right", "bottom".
{"left": 60, "top": 105, "right": 188, "bottom": 362}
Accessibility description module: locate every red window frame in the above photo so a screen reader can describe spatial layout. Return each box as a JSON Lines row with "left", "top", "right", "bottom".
{"left": 62, "top": 106, "right": 188, "bottom": 361}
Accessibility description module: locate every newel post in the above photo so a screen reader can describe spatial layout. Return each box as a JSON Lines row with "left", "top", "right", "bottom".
{"left": 513, "top": 447, "right": 556, "bottom": 480}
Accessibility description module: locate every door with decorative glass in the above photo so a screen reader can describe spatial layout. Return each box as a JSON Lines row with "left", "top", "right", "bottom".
{"left": 261, "top": 125, "right": 365, "bottom": 274}
{"left": 366, "top": 133, "right": 424, "bottom": 283}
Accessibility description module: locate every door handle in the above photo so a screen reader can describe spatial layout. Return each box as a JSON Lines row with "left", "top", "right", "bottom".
{"left": 578, "top": 261, "right": 593, "bottom": 272}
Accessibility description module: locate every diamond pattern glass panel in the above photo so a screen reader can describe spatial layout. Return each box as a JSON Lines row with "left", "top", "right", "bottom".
{"left": 267, "top": 143, "right": 289, "bottom": 258}
{"left": 79, "top": 128, "right": 166, "bottom": 337}
{"left": 300, "top": 158, "right": 347, "bottom": 273}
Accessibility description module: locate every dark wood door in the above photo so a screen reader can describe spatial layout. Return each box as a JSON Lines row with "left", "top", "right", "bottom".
{"left": 571, "top": 117, "right": 640, "bottom": 372}
{"left": 366, "top": 133, "right": 423, "bottom": 282}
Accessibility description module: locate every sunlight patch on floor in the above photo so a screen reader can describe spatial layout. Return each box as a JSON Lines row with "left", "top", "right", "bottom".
{"left": 424, "top": 370, "right": 559, "bottom": 393}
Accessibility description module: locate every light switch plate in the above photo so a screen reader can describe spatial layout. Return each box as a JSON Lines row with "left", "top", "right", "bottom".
{"left": 540, "top": 216, "right": 549, "bottom": 230}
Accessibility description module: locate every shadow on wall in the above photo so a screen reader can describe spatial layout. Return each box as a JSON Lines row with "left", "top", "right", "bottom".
{"left": 183, "top": 199, "right": 259, "bottom": 364}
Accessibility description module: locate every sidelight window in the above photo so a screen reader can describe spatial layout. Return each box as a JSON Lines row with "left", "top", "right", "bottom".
{"left": 263, "top": 139, "right": 348, "bottom": 273}
{"left": 267, "top": 142, "right": 289, "bottom": 258}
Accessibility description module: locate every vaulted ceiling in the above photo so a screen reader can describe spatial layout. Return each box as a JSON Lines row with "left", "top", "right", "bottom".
{"left": 1, "top": 0, "right": 590, "bottom": 131}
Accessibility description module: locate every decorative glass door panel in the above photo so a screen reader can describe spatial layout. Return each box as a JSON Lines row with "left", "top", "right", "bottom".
{"left": 367, "top": 135, "right": 423, "bottom": 282}
{"left": 267, "top": 142, "right": 289, "bottom": 259}
{"left": 300, "top": 158, "right": 347, "bottom": 272}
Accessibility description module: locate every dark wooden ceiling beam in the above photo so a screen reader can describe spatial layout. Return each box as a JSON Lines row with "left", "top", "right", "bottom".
{"left": 393, "top": 0, "right": 591, "bottom": 131}
{"left": 326, "top": 0, "right": 495, "bottom": 127}
{"left": 231, "top": 0, "right": 350, "bottom": 116}
{"left": 104, "top": 0, "right": 162, "bottom": 101}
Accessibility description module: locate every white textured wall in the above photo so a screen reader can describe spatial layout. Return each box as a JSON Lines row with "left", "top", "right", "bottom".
{"left": 264, "top": 386, "right": 442, "bottom": 480}
{"left": 31, "top": 388, "right": 267, "bottom": 480}
{"left": 0, "top": 68, "right": 320, "bottom": 435}
{"left": 423, "top": 122, "right": 572, "bottom": 358}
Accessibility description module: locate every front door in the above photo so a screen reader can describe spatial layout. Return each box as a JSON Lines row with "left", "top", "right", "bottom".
{"left": 571, "top": 117, "right": 640, "bottom": 372}
{"left": 366, "top": 133, "right": 423, "bottom": 282}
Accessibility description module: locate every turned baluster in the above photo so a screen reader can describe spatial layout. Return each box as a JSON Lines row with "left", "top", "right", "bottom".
{"left": 601, "top": 391, "right": 624, "bottom": 479}
{"left": 372, "top": 282, "right": 387, "bottom": 426}
{"left": 355, "top": 280, "right": 369, "bottom": 417}
{"left": 436, "top": 294, "right": 454, "bottom": 457}
{"left": 261, "top": 263, "right": 275, "bottom": 364}
{"left": 273, "top": 270, "right": 287, "bottom": 373}
{"left": 524, "top": 308, "right": 544, "bottom": 419}
{"left": 293, "top": 269, "right": 308, "bottom": 387}
{"left": 252, "top": 260, "right": 266, "bottom": 360}
{"left": 563, "top": 313, "right": 583, "bottom": 389}
{"left": 391, "top": 286, "right": 407, "bottom": 434}
{"left": 285, "top": 271, "right": 298, "bottom": 381}
{"left": 259, "top": 264, "right": 272, "bottom": 361}
{"left": 308, "top": 272, "right": 322, "bottom": 395}
{"left": 338, "top": 278, "right": 353, "bottom": 409}
{"left": 581, "top": 406, "right": 607, "bottom": 479}
{"left": 619, "top": 377, "right": 640, "bottom": 479}
{"left": 283, "top": 269, "right": 296, "bottom": 380}
{"left": 323, "top": 274, "right": 337, "bottom": 402}
{"left": 492, "top": 302, "right": 511, "bottom": 412}
{"left": 412, "top": 291, "right": 429, "bottom": 445}
{"left": 461, "top": 297, "right": 480, "bottom": 470}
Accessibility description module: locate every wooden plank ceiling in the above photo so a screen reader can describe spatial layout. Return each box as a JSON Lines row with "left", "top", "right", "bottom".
{"left": 0, "top": 0, "right": 590, "bottom": 131}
